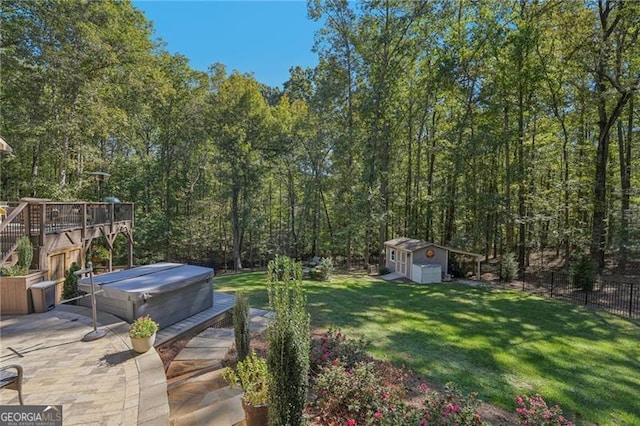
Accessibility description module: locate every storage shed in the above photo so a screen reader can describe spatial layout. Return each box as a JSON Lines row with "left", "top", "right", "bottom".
{"left": 384, "top": 238, "right": 482, "bottom": 283}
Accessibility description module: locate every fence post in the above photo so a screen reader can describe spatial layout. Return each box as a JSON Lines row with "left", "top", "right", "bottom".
{"left": 630, "top": 283, "right": 634, "bottom": 318}
{"left": 550, "top": 272, "right": 554, "bottom": 299}
{"left": 584, "top": 278, "right": 589, "bottom": 305}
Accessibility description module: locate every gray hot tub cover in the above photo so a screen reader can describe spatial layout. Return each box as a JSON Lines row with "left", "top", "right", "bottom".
{"left": 79, "top": 262, "right": 214, "bottom": 303}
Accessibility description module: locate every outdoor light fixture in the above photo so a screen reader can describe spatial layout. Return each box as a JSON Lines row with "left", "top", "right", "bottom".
{"left": 89, "top": 171, "right": 111, "bottom": 200}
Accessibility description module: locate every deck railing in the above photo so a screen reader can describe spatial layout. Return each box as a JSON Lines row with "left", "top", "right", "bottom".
{"left": 1, "top": 200, "right": 134, "bottom": 265}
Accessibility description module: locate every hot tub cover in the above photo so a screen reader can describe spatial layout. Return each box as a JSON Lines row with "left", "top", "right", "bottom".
{"left": 79, "top": 262, "right": 214, "bottom": 302}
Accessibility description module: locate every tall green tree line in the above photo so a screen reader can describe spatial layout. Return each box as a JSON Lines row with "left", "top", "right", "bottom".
{"left": 1, "top": 0, "right": 638, "bottom": 273}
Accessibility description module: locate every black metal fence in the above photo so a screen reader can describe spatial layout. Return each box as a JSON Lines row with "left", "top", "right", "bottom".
{"left": 523, "top": 271, "right": 639, "bottom": 319}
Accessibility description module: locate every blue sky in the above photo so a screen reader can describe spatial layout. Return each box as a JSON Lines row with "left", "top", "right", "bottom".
{"left": 133, "top": 1, "right": 322, "bottom": 88}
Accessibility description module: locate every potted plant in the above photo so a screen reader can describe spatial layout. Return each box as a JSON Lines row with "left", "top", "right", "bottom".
{"left": 222, "top": 350, "right": 269, "bottom": 426}
{"left": 128, "top": 315, "right": 159, "bottom": 353}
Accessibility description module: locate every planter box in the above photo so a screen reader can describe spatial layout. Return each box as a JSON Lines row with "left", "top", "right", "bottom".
{"left": 79, "top": 263, "right": 214, "bottom": 328}
{"left": 0, "top": 271, "right": 48, "bottom": 315}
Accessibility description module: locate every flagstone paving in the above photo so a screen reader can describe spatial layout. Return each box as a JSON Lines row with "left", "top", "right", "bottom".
{"left": 167, "top": 308, "right": 272, "bottom": 426}
{"left": 0, "top": 305, "right": 168, "bottom": 425}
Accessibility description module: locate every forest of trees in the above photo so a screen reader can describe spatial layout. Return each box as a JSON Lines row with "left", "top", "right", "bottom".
{"left": 1, "top": 0, "right": 638, "bottom": 274}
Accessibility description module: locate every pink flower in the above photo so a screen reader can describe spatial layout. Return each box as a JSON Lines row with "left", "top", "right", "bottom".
{"left": 373, "top": 412, "right": 382, "bottom": 419}
{"left": 420, "top": 383, "right": 428, "bottom": 392}
{"left": 516, "top": 396, "right": 524, "bottom": 405}
{"left": 419, "top": 420, "right": 429, "bottom": 426}
{"left": 381, "top": 391, "right": 389, "bottom": 400}
{"left": 322, "top": 352, "right": 329, "bottom": 360}
{"left": 332, "top": 359, "right": 340, "bottom": 366}
{"left": 347, "top": 419, "right": 356, "bottom": 426}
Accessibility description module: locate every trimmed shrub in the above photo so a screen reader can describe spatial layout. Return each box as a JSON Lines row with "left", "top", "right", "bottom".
{"left": 500, "top": 252, "right": 519, "bottom": 282}
{"left": 233, "top": 291, "right": 250, "bottom": 362}
{"left": 62, "top": 262, "right": 81, "bottom": 303}
{"left": 378, "top": 266, "right": 391, "bottom": 275}
{"left": 266, "top": 255, "right": 310, "bottom": 426}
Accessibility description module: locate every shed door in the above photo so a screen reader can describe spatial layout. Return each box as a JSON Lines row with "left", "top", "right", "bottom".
{"left": 398, "top": 251, "right": 408, "bottom": 277}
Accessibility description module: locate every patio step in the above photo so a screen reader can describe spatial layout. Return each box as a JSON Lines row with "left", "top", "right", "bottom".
{"left": 168, "top": 369, "right": 245, "bottom": 426}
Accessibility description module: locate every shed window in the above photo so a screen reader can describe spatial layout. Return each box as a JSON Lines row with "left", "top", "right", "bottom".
{"left": 390, "top": 249, "right": 396, "bottom": 261}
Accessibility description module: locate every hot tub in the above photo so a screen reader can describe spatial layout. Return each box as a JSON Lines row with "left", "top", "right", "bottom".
{"left": 78, "top": 262, "right": 214, "bottom": 328}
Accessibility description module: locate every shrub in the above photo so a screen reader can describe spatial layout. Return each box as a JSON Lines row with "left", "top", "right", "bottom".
{"left": 233, "top": 291, "right": 250, "bottom": 362}
{"left": 316, "top": 257, "right": 334, "bottom": 281}
{"left": 418, "top": 383, "right": 484, "bottom": 426}
{"left": 314, "top": 361, "right": 394, "bottom": 424}
{"left": 309, "top": 268, "right": 318, "bottom": 280}
{"left": 500, "top": 252, "right": 519, "bottom": 282}
{"left": 310, "top": 329, "right": 371, "bottom": 375}
{"left": 16, "top": 236, "right": 34, "bottom": 272}
{"left": 266, "top": 255, "right": 310, "bottom": 426}
{"left": 515, "top": 394, "right": 573, "bottom": 426}
{"left": 62, "top": 262, "right": 81, "bottom": 303}
{"left": 571, "top": 255, "right": 595, "bottom": 292}
{"left": 2, "top": 236, "right": 35, "bottom": 276}
{"left": 379, "top": 266, "right": 391, "bottom": 275}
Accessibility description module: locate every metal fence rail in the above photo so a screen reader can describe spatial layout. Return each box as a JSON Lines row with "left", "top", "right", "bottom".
{"left": 529, "top": 271, "right": 639, "bottom": 319}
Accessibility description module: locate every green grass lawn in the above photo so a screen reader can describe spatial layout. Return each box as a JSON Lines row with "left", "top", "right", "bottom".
{"left": 214, "top": 272, "right": 640, "bottom": 425}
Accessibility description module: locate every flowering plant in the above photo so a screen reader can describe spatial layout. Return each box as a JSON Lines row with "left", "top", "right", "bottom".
{"left": 128, "top": 315, "right": 159, "bottom": 338}
{"left": 310, "top": 329, "right": 370, "bottom": 375}
{"left": 515, "top": 395, "right": 573, "bottom": 426}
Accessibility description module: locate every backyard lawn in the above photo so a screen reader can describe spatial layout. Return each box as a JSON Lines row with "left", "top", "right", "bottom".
{"left": 214, "top": 272, "right": 640, "bottom": 425}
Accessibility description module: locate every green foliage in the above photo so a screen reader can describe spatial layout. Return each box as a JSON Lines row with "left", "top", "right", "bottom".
{"left": 233, "top": 291, "right": 250, "bottom": 362}
{"left": 379, "top": 266, "right": 391, "bottom": 275}
{"left": 88, "top": 244, "right": 110, "bottom": 265}
{"left": 16, "top": 236, "right": 33, "bottom": 273}
{"left": 128, "top": 315, "right": 159, "bottom": 338}
{"left": 316, "top": 257, "right": 334, "bottom": 281}
{"left": 222, "top": 350, "right": 269, "bottom": 406}
{"left": 62, "top": 262, "right": 81, "bottom": 303}
{"left": 500, "top": 253, "right": 519, "bottom": 282}
{"left": 2, "top": 237, "right": 34, "bottom": 276}
{"left": 266, "top": 255, "right": 310, "bottom": 426}
{"left": 571, "top": 255, "right": 595, "bottom": 292}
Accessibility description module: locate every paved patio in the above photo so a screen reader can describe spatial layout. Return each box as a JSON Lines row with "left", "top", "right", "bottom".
{"left": 0, "top": 305, "right": 169, "bottom": 425}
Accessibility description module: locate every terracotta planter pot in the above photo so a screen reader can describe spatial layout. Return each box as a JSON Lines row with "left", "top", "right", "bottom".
{"left": 242, "top": 399, "right": 268, "bottom": 426}
{"left": 130, "top": 333, "right": 156, "bottom": 353}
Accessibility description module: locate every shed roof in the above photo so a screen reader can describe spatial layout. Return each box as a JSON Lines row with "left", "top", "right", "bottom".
{"left": 384, "top": 238, "right": 482, "bottom": 258}
{"left": 384, "top": 237, "right": 430, "bottom": 251}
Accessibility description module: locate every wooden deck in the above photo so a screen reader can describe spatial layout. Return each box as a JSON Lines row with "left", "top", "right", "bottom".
{"left": 155, "top": 291, "right": 235, "bottom": 347}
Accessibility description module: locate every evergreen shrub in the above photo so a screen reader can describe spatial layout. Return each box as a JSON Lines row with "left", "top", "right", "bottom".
{"left": 233, "top": 291, "right": 250, "bottom": 362}
{"left": 500, "top": 253, "right": 519, "bottom": 282}
{"left": 62, "top": 262, "right": 81, "bottom": 303}
{"left": 572, "top": 255, "right": 595, "bottom": 292}
{"left": 266, "top": 255, "right": 310, "bottom": 426}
